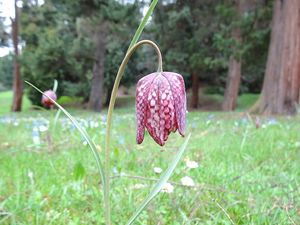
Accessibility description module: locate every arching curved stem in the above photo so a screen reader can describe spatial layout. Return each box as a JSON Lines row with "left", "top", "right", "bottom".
{"left": 104, "top": 40, "right": 163, "bottom": 224}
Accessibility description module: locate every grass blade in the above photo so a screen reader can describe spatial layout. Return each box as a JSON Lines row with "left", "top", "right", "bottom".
{"left": 126, "top": 133, "right": 191, "bottom": 225}
{"left": 25, "top": 81, "right": 105, "bottom": 188}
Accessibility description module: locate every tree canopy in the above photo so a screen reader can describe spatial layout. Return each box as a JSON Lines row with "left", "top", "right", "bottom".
{"left": 4, "top": 0, "right": 296, "bottom": 114}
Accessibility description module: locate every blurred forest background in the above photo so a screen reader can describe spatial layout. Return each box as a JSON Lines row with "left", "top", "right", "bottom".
{"left": 1, "top": 0, "right": 300, "bottom": 115}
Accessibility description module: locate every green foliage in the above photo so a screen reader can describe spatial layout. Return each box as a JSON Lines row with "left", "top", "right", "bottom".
{"left": 21, "top": 0, "right": 83, "bottom": 104}
{"left": 151, "top": 0, "right": 226, "bottom": 90}
{"left": 151, "top": 0, "right": 272, "bottom": 94}
{"left": 20, "top": 0, "right": 141, "bottom": 106}
{"left": 0, "top": 54, "right": 13, "bottom": 90}
{"left": 18, "top": 0, "right": 273, "bottom": 106}
{"left": 102, "top": 2, "right": 141, "bottom": 105}
{"left": 22, "top": 32, "right": 85, "bottom": 104}
{"left": 212, "top": 1, "right": 273, "bottom": 93}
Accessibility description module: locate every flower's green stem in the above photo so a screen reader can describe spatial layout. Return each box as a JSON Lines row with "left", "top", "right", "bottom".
{"left": 104, "top": 40, "right": 163, "bottom": 225}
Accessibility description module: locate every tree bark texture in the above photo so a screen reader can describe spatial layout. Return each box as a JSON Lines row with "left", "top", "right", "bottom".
{"left": 222, "top": 0, "right": 255, "bottom": 111}
{"left": 88, "top": 22, "right": 108, "bottom": 111}
{"left": 222, "top": 54, "right": 241, "bottom": 111}
{"left": 191, "top": 72, "right": 199, "bottom": 108}
{"left": 11, "top": 0, "right": 23, "bottom": 112}
{"left": 259, "top": 0, "right": 300, "bottom": 115}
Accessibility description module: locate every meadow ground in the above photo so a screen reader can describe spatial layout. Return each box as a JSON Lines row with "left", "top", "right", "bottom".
{"left": 0, "top": 92, "right": 299, "bottom": 224}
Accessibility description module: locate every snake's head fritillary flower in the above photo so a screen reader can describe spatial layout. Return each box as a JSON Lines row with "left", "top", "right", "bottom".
{"left": 41, "top": 90, "right": 57, "bottom": 108}
{"left": 136, "top": 72, "right": 186, "bottom": 146}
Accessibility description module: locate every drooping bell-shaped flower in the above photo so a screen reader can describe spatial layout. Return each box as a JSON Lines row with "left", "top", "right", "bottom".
{"left": 41, "top": 90, "right": 57, "bottom": 108}
{"left": 136, "top": 72, "right": 186, "bottom": 146}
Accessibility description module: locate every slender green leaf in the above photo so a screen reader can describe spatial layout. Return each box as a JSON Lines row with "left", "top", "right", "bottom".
{"left": 25, "top": 81, "right": 105, "bottom": 188}
{"left": 127, "top": 0, "right": 158, "bottom": 50}
{"left": 126, "top": 133, "right": 191, "bottom": 225}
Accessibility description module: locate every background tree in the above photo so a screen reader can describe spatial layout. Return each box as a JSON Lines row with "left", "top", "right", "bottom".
{"left": 11, "top": 0, "right": 23, "bottom": 112}
{"left": 61, "top": 0, "right": 140, "bottom": 111}
{"left": 0, "top": 7, "right": 16, "bottom": 91}
{"left": 21, "top": 0, "right": 140, "bottom": 110}
{"left": 12, "top": 0, "right": 273, "bottom": 112}
{"left": 152, "top": 0, "right": 221, "bottom": 109}
{"left": 222, "top": 0, "right": 262, "bottom": 111}
{"left": 222, "top": 0, "right": 245, "bottom": 111}
{"left": 213, "top": 0, "right": 271, "bottom": 111}
{"left": 21, "top": 0, "right": 84, "bottom": 105}
{"left": 258, "top": 0, "right": 300, "bottom": 115}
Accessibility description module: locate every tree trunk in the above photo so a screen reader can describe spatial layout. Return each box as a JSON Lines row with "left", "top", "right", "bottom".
{"left": 258, "top": 0, "right": 300, "bottom": 115}
{"left": 88, "top": 22, "right": 108, "bottom": 111}
{"left": 222, "top": 0, "right": 255, "bottom": 111}
{"left": 191, "top": 72, "right": 199, "bottom": 108}
{"left": 11, "top": 0, "right": 23, "bottom": 112}
{"left": 222, "top": 54, "right": 241, "bottom": 111}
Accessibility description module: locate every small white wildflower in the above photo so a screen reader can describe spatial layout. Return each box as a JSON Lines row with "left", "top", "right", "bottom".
{"left": 161, "top": 182, "right": 174, "bottom": 193}
{"left": 262, "top": 124, "right": 267, "bottom": 129}
{"left": 13, "top": 121, "right": 19, "bottom": 126}
{"left": 180, "top": 176, "right": 195, "bottom": 187}
{"left": 132, "top": 183, "right": 146, "bottom": 189}
{"left": 153, "top": 167, "right": 163, "bottom": 174}
{"left": 186, "top": 160, "right": 199, "bottom": 169}
{"left": 82, "top": 141, "right": 88, "bottom": 146}
{"left": 39, "top": 125, "right": 48, "bottom": 132}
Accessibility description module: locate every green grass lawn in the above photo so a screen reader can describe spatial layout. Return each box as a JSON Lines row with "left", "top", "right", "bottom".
{"left": 0, "top": 107, "right": 299, "bottom": 224}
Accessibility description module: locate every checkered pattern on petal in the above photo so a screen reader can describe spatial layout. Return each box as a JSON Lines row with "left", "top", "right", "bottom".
{"left": 145, "top": 74, "right": 175, "bottom": 146}
{"left": 163, "top": 72, "right": 186, "bottom": 136}
{"left": 135, "top": 71, "right": 186, "bottom": 146}
{"left": 135, "top": 73, "right": 156, "bottom": 144}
